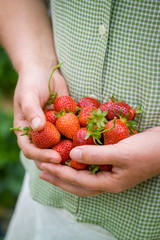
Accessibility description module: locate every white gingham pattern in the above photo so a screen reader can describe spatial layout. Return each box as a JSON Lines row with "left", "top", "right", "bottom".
{"left": 22, "top": 1, "right": 160, "bottom": 239}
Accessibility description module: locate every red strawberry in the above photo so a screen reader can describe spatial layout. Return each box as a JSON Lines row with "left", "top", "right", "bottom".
{"left": 89, "top": 164, "right": 112, "bottom": 174}
{"left": 43, "top": 109, "right": 54, "bottom": 114}
{"left": 107, "top": 102, "right": 135, "bottom": 121}
{"left": 100, "top": 100, "right": 113, "bottom": 118}
{"left": 103, "top": 118, "right": 130, "bottom": 145}
{"left": 70, "top": 159, "right": 88, "bottom": 170}
{"left": 52, "top": 139, "right": 73, "bottom": 164}
{"left": 73, "top": 128, "right": 95, "bottom": 146}
{"left": 98, "top": 164, "right": 112, "bottom": 171}
{"left": 79, "top": 106, "right": 97, "bottom": 127}
{"left": 77, "top": 97, "right": 100, "bottom": 108}
{"left": 45, "top": 110, "right": 58, "bottom": 125}
{"left": 54, "top": 95, "right": 77, "bottom": 114}
{"left": 31, "top": 121, "right": 61, "bottom": 149}
{"left": 56, "top": 112, "right": 80, "bottom": 139}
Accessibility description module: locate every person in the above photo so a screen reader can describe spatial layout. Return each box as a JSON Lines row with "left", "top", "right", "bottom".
{"left": 0, "top": 0, "right": 160, "bottom": 239}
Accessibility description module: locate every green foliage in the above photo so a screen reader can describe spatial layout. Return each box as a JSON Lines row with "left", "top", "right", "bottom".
{"left": 0, "top": 45, "right": 24, "bottom": 209}
{"left": 0, "top": 110, "right": 25, "bottom": 207}
{"left": 0, "top": 45, "right": 18, "bottom": 98}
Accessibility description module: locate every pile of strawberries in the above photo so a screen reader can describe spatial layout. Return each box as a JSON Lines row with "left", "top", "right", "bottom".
{"left": 15, "top": 94, "right": 141, "bottom": 172}
{"left": 12, "top": 63, "right": 142, "bottom": 173}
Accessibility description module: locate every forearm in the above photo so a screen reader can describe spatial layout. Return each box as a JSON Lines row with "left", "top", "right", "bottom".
{"left": 0, "top": 0, "right": 57, "bottom": 73}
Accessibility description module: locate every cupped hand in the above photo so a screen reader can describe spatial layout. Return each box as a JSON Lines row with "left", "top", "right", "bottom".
{"left": 39, "top": 127, "right": 160, "bottom": 196}
{"left": 13, "top": 63, "right": 69, "bottom": 163}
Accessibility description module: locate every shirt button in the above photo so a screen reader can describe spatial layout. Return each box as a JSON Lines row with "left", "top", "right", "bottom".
{"left": 99, "top": 24, "right": 106, "bottom": 36}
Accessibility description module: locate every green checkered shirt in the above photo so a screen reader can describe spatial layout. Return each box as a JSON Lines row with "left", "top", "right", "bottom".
{"left": 21, "top": 1, "right": 160, "bottom": 239}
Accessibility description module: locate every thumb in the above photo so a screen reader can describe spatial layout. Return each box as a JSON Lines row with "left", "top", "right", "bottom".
{"left": 70, "top": 145, "right": 124, "bottom": 166}
{"left": 21, "top": 93, "right": 46, "bottom": 131}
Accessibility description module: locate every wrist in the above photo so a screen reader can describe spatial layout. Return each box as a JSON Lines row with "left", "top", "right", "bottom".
{"left": 15, "top": 52, "right": 58, "bottom": 75}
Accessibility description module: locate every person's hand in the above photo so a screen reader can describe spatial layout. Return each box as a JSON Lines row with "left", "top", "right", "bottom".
{"left": 13, "top": 63, "right": 69, "bottom": 164}
{"left": 39, "top": 127, "right": 160, "bottom": 196}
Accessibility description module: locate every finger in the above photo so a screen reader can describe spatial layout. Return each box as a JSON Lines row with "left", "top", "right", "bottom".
{"left": 18, "top": 92, "right": 46, "bottom": 131}
{"left": 69, "top": 144, "right": 129, "bottom": 166}
{"left": 39, "top": 170, "right": 103, "bottom": 197}
{"left": 34, "top": 160, "right": 43, "bottom": 170}
{"left": 16, "top": 132, "right": 61, "bottom": 163}
{"left": 13, "top": 101, "right": 61, "bottom": 163}
{"left": 40, "top": 163, "right": 117, "bottom": 192}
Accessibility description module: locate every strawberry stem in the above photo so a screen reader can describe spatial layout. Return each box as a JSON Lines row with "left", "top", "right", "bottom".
{"left": 87, "top": 108, "right": 108, "bottom": 130}
{"left": 46, "top": 61, "right": 65, "bottom": 106}
{"left": 109, "top": 95, "right": 118, "bottom": 103}
{"left": 85, "top": 127, "right": 103, "bottom": 145}
{"left": 10, "top": 127, "right": 23, "bottom": 132}
{"left": 89, "top": 165, "right": 99, "bottom": 174}
{"left": 100, "top": 117, "right": 116, "bottom": 133}
{"left": 113, "top": 108, "right": 120, "bottom": 118}
{"left": 65, "top": 160, "right": 71, "bottom": 167}
{"left": 76, "top": 106, "right": 81, "bottom": 115}
{"left": 127, "top": 120, "right": 139, "bottom": 133}
{"left": 54, "top": 109, "right": 66, "bottom": 118}
{"left": 134, "top": 105, "right": 143, "bottom": 117}
{"left": 10, "top": 126, "right": 31, "bottom": 138}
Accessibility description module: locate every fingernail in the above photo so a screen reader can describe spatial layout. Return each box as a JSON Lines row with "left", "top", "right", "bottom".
{"left": 70, "top": 148, "right": 82, "bottom": 161}
{"left": 31, "top": 117, "right": 41, "bottom": 130}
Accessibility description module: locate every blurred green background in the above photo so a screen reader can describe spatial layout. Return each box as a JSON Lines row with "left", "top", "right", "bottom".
{"left": 0, "top": 45, "right": 25, "bottom": 239}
